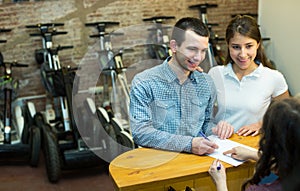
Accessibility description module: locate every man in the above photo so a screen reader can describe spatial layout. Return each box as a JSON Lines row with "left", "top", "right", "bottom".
{"left": 129, "top": 17, "right": 233, "bottom": 155}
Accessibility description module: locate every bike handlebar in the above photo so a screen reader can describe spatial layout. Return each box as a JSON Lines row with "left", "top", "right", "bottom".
{"left": 207, "top": 23, "right": 219, "bottom": 27}
{"left": 189, "top": 3, "right": 218, "bottom": 9}
{"left": 211, "top": 36, "right": 225, "bottom": 41}
{"left": 1, "top": 61, "right": 29, "bottom": 68}
{"left": 86, "top": 22, "right": 120, "bottom": 37}
{"left": 143, "top": 16, "right": 175, "bottom": 23}
{"left": 25, "top": 23, "right": 64, "bottom": 29}
{"left": 29, "top": 31, "right": 68, "bottom": 37}
{"left": 262, "top": 37, "right": 271, "bottom": 41}
{"left": 58, "top": 45, "right": 74, "bottom": 50}
{"left": 89, "top": 32, "right": 124, "bottom": 38}
{"left": 231, "top": 13, "right": 258, "bottom": 18}
{"left": 0, "top": 28, "right": 12, "bottom": 33}
{"left": 85, "top": 21, "right": 120, "bottom": 27}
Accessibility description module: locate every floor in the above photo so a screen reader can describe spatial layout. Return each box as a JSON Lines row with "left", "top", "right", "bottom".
{"left": 0, "top": 153, "right": 115, "bottom": 191}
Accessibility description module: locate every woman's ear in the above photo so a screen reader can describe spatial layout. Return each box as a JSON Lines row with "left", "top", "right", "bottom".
{"left": 257, "top": 42, "right": 261, "bottom": 50}
{"left": 169, "top": 40, "right": 177, "bottom": 54}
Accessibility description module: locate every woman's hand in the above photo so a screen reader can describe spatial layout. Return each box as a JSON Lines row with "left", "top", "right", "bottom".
{"left": 196, "top": 66, "right": 204, "bottom": 72}
{"left": 208, "top": 159, "right": 228, "bottom": 191}
{"left": 236, "top": 122, "right": 261, "bottom": 136}
{"left": 223, "top": 146, "right": 259, "bottom": 161}
{"left": 212, "top": 121, "right": 234, "bottom": 139}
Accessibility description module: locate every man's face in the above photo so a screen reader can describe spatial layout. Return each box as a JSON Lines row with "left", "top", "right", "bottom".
{"left": 174, "top": 30, "right": 209, "bottom": 72}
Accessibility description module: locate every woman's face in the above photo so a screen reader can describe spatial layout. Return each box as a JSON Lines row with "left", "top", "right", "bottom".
{"left": 228, "top": 33, "right": 260, "bottom": 70}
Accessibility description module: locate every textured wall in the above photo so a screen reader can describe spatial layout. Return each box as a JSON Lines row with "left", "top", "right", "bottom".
{"left": 0, "top": 0, "right": 258, "bottom": 111}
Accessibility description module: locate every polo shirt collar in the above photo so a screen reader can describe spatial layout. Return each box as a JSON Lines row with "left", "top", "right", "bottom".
{"left": 224, "top": 62, "right": 262, "bottom": 78}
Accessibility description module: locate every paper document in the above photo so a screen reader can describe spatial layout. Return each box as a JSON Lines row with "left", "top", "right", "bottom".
{"left": 207, "top": 135, "right": 258, "bottom": 166}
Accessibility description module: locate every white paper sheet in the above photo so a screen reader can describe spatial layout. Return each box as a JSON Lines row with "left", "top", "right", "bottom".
{"left": 207, "top": 135, "right": 258, "bottom": 166}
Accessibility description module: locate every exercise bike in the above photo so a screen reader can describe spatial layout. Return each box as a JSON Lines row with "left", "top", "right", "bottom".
{"left": 142, "top": 16, "right": 175, "bottom": 60}
{"left": 0, "top": 51, "right": 41, "bottom": 166}
{"left": 26, "top": 23, "right": 105, "bottom": 183}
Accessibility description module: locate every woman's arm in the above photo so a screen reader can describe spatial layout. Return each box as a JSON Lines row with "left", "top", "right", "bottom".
{"left": 273, "top": 90, "right": 290, "bottom": 101}
{"left": 209, "top": 159, "right": 228, "bottom": 191}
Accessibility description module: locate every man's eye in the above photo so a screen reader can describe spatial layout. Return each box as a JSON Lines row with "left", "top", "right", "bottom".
{"left": 188, "top": 47, "right": 197, "bottom": 51}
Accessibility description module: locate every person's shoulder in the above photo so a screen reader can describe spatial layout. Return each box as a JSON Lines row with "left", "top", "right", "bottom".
{"left": 132, "top": 63, "right": 167, "bottom": 87}
{"left": 260, "top": 65, "right": 285, "bottom": 77}
{"left": 210, "top": 65, "right": 225, "bottom": 71}
{"left": 245, "top": 180, "right": 282, "bottom": 191}
{"left": 135, "top": 63, "right": 163, "bottom": 77}
{"left": 260, "top": 64, "right": 279, "bottom": 72}
{"left": 208, "top": 65, "right": 225, "bottom": 75}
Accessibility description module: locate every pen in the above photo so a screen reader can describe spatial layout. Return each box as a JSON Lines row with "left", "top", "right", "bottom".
{"left": 217, "top": 160, "right": 221, "bottom": 170}
{"left": 198, "top": 131, "right": 210, "bottom": 141}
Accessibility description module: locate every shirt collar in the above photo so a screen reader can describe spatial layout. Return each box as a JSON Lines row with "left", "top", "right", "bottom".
{"left": 163, "top": 57, "right": 200, "bottom": 84}
{"left": 189, "top": 71, "right": 200, "bottom": 83}
{"left": 224, "top": 62, "right": 262, "bottom": 78}
{"left": 163, "top": 57, "right": 178, "bottom": 83}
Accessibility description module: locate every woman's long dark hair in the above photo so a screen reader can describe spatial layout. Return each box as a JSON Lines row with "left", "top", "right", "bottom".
{"left": 225, "top": 15, "right": 274, "bottom": 69}
{"left": 242, "top": 98, "right": 300, "bottom": 190}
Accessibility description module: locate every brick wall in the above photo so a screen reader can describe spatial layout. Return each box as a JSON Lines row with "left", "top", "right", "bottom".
{"left": 0, "top": 0, "right": 258, "bottom": 111}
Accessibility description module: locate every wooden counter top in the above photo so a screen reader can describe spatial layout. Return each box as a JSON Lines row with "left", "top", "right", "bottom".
{"left": 109, "top": 134, "right": 259, "bottom": 191}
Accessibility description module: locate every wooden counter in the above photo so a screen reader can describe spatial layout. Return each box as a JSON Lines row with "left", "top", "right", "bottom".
{"left": 109, "top": 134, "right": 259, "bottom": 191}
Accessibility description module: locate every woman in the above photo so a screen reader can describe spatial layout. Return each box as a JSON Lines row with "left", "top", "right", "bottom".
{"left": 209, "top": 97, "right": 300, "bottom": 190}
{"left": 208, "top": 15, "right": 289, "bottom": 138}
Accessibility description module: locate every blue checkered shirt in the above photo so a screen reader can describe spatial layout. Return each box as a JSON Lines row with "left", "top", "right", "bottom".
{"left": 129, "top": 58, "right": 216, "bottom": 153}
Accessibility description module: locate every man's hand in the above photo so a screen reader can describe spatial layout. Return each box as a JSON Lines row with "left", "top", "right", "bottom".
{"left": 191, "top": 137, "right": 218, "bottom": 155}
{"left": 212, "top": 121, "right": 234, "bottom": 139}
{"left": 236, "top": 122, "right": 261, "bottom": 136}
{"left": 223, "top": 146, "right": 259, "bottom": 161}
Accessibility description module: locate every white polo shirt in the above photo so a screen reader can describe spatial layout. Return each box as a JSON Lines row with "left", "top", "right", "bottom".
{"left": 208, "top": 63, "right": 288, "bottom": 132}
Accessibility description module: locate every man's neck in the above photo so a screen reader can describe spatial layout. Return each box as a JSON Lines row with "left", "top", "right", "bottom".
{"left": 168, "top": 58, "right": 190, "bottom": 84}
